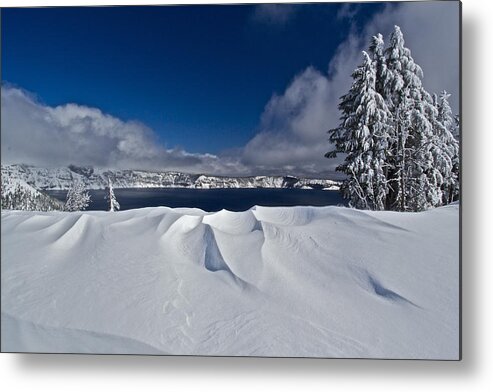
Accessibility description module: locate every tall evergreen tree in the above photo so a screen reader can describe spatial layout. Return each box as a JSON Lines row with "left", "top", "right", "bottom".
{"left": 408, "top": 87, "right": 444, "bottom": 210}
{"left": 326, "top": 25, "right": 460, "bottom": 212}
{"left": 435, "top": 90, "right": 460, "bottom": 203}
{"left": 327, "top": 51, "right": 392, "bottom": 210}
{"left": 65, "top": 179, "right": 91, "bottom": 212}
{"left": 383, "top": 25, "right": 436, "bottom": 211}
{"left": 106, "top": 179, "right": 120, "bottom": 212}
{"left": 368, "top": 33, "right": 386, "bottom": 93}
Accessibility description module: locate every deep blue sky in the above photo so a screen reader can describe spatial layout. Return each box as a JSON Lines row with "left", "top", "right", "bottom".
{"left": 2, "top": 4, "right": 383, "bottom": 154}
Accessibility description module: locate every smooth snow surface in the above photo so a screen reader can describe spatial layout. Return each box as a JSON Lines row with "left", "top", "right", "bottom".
{"left": 1, "top": 204, "right": 459, "bottom": 358}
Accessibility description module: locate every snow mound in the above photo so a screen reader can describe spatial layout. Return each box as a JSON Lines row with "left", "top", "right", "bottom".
{"left": 203, "top": 209, "right": 260, "bottom": 235}
{"left": 51, "top": 214, "right": 98, "bottom": 249}
{"left": 1, "top": 313, "right": 166, "bottom": 355}
{"left": 1, "top": 204, "right": 459, "bottom": 358}
{"left": 252, "top": 205, "right": 317, "bottom": 226}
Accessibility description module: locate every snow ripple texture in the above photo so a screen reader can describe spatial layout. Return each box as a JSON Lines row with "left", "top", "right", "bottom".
{"left": 1, "top": 204, "right": 459, "bottom": 358}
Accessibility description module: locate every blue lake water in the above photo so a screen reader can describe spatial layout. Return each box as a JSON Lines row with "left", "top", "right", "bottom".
{"left": 47, "top": 188, "right": 347, "bottom": 212}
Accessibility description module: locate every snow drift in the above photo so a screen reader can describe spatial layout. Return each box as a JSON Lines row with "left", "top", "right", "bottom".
{"left": 1, "top": 204, "right": 459, "bottom": 358}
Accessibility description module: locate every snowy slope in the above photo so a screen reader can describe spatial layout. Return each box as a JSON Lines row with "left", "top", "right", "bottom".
{"left": 1, "top": 204, "right": 459, "bottom": 358}
{"left": 1, "top": 164, "right": 340, "bottom": 191}
{"left": 1, "top": 177, "right": 64, "bottom": 211}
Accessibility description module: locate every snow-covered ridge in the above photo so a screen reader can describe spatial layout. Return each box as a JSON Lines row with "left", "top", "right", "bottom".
{"left": 1, "top": 204, "right": 459, "bottom": 357}
{"left": 1, "top": 164, "right": 340, "bottom": 191}
{"left": 1, "top": 177, "right": 64, "bottom": 211}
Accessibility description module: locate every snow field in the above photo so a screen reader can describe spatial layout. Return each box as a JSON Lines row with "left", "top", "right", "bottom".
{"left": 1, "top": 204, "right": 459, "bottom": 358}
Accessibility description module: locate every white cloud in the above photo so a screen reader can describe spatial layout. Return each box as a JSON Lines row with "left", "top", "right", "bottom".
{"left": 241, "top": 67, "right": 343, "bottom": 177}
{"left": 240, "top": 1, "right": 460, "bottom": 177}
{"left": 0, "top": 86, "right": 248, "bottom": 175}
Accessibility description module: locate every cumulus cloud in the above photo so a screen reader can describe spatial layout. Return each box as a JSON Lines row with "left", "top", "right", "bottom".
{"left": 0, "top": 86, "right": 248, "bottom": 175}
{"left": 242, "top": 67, "right": 343, "bottom": 178}
{"left": 240, "top": 1, "right": 460, "bottom": 177}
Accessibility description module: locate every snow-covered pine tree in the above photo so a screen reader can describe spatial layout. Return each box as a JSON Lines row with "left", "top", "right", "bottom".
{"left": 382, "top": 25, "right": 440, "bottom": 211}
{"left": 326, "top": 51, "right": 392, "bottom": 210}
{"left": 368, "top": 33, "right": 387, "bottom": 94}
{"left": 106, "top": 179, "right": 120, "bottom": 212}
{"left": 65, "top": 179, "right": 91, "bottom": 212}
{"left": 409, "top": 87, "right": 445, "bottom": 210}
{"left": 327, "top": 25, "right": 460, "bottom": 212}
{"left": 368, "top": 32, "right": 395, "bottom": 205}
{"left": 435, "top": 90, "right": 460, "bottom": 204}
